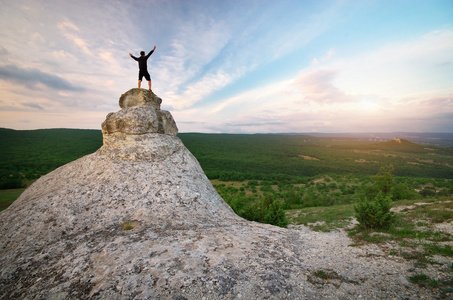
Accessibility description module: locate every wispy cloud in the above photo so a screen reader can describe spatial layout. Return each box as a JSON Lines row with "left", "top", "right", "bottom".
{"left": 0, "top": 46, "right": 8, "bottom": 56}
{"left": 292, "top": 68, "right": 355, "bottom": 104}
{"left": 153, "top": 13, "right": 237, "bottom": 108}
{"left": 420, "top": 95, "right": 453, "bottom": 107}
{"left": 0, "top": 64, "right": 84, "bottom": 91}
{"left": 58, "top": 21, "right": 93, "bottom": 56}
{"left": 156, "top": 1, "right": 339, "bottom": 110}
{"left": 180, "top": 26, "right": 453, "bottom": 133}
{"left": 23, "top": 102, "right": 44, "bottom": 110}
{"left": 329, "top": 29, "right": 453, "bottom": 98}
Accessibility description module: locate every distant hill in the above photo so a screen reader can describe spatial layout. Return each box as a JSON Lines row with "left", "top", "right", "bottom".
{"left": 370, "top": 137, "right": 426, "bottom": 153}
{"left": 283, "top": 132, "right": 453, "bottom": 147}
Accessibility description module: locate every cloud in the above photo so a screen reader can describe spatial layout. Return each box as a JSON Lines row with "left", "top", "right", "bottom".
{"left": 174, "top": 26, "right": 453, "bottom": 133}
{"left": 178, "top": 121, "right": 204, "bottom": 125}
{"left": 23, "top": 102, "right": 44, "bottom": 110}
{"left": 154, "top": 16, "right": 233, "bottom": 108}
{"left": 155, "top": 2, "right": 339, "bottom": 110}
{"left": 292, "top": 68, "right": 356, "bottom": 104}
{"left": 57, "top": 21, "right": 93, "bottom": 56}
{"left": 420, "top": 95, "right": 453, "bottom": 107}
{"left": 312, "top": 49, "right": 336, "bottom": 66}
{"left": 0, "top": 46, "right": 8, "bottom": 55}
{"left": 329, "top": 29, "right": 453, "bottom": 98}
{"left": 400, "top": 94, "right": 453, "bottom": 128}
{"left": 223, "top": 120, "right": 285, "bottom": 127}
{"left": 0, "top": 64, "right": 84, "bottom": 91}
{"left": 171, "top": 70, "right": 239, "bottom": 110}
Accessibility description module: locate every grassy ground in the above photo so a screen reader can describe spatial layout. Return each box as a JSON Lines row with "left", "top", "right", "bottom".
{"left": 287, "top": 197, "right": 453, "bottom": 298}
{"left": 286, "top": 204, "right": 356, "bottom": 232}
{"left": 0, "top": 189, "right": 24, "bottom": 211}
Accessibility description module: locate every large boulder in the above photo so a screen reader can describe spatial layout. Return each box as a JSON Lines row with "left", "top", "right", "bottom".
{"left": 119, "top": 88, "right": 162, "bottom": 109}
{"left": 99, "top": 89, "right": 178, "bottom": 161}
{"left": 103, "top": 89, "right": 177, "bottom": 137}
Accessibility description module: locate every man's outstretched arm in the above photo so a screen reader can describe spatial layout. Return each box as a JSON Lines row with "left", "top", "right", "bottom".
{"left": 129, "top": 53, "right": 138, "bottom": 61}
{"left": 146, "top": 46, "right": 156, "bottom": 58}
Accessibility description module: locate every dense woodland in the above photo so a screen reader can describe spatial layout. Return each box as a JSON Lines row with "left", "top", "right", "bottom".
{"left": 1, "top": 129, "right": 452, "bottom": 190}
{"left": 179, "top": 133, "right": 453, "bottom": 181}
{"left": 0, "top": 128, "right": 102, "bottom": 189}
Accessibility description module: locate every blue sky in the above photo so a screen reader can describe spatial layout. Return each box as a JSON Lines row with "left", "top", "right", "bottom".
{"left": 0, "top": 0, "right": 452, "bottom": 133}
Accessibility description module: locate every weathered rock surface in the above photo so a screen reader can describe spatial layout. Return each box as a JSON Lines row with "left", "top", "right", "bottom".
{"left": 119, "top": 88, "right": 162, "bottom": 109}
{"left": 99, "top": 89, "right": 178, "bottom": 161}
{"left": 0, "top": 89, "right": 435, "bottom": 299}
{"left": 103, "top": 89, "right": 177, "bottom": 137}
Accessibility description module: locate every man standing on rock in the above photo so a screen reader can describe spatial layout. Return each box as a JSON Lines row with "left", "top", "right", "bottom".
{"left": 129, "top": 46, "right": 156, "bottom": 91}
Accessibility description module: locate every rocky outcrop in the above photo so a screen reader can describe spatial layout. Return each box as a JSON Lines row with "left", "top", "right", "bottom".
{"left": 99, "top": 89, "right": 179, "bottom": 161}
{"left": 0, "top": 89, "right": 430, "bottom": 299}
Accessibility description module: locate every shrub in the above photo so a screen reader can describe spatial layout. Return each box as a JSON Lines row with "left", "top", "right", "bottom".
{"left": 240, "top": 202, "right": 263, "bottom": 222}
{"left": 391, "top": 183, "right": 419, "bottom": 201}
{"left": 264, "top": 199, "right": 288, "bottom": 228}
{"left": 122, "top": 221, "right": 135, "bottom": 231}
{"left": 260, "top": 185, "right": 273, "bottom": 192}
{"left": 354, "top": 192, "right": 394, "bottom": 230}
{"left": 282, "top": 188, "right": 303, "bottom": 209}
{"left": 0, "top": 175, "right": 24, "bottom": 189}
{"left": 356, "top": 183, "right": 380, "bottom": 200}
{"left": 409, "top": 273, "right": 439, "bottom": 287}
{"left": 438, "top": 188, "right": 449, "bottom": 197}
{"left": 419, "top": 187, "right": 436, "bottom": 198}
{"left": 248, "top": 180, "right": 259, "bottom": 187}
{"left": 374, "top": 165, "right": 394, "bottom": 195}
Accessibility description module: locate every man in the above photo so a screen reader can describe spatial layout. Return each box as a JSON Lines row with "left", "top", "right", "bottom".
{"left": 129, "top": 46, "right": 156, "bottom": 91}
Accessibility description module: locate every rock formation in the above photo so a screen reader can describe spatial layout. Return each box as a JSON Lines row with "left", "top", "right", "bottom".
{"left": 0, "top": 89, "right": 429, "bottom": 299}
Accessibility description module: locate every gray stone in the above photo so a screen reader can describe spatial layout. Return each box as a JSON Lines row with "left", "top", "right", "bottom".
{"left": 159, "top": 110, "right": 178, "bottom": 136}
{"left": 102, "top": 106, "right": 160, "bottom": 135}
{"left": 119, "top": 88, "right": 162, "bottom": 109}
{"left": 98, "top": 133, "right": 185, "bottom": 162}
{"left": 102, "top": 89, "right": 178, "bottom": 137}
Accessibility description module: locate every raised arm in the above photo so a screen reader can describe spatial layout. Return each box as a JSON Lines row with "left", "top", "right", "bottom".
{"left": 129, "top": 53, "right": 138, "bottom": 61}
{"left": 146, "top": 46, "right": 156, "bottom": 58}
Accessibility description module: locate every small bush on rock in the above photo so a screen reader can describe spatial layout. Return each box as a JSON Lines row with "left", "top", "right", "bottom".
{"left": 122, "top": 221, "right": 135, "bottom": 231}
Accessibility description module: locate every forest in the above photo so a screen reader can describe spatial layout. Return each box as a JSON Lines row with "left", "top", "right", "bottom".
{"left": 179, "top": 133, "right": 453, "bottom": 181}
{"left": 0, "top": 128, "right": 102, "bottom": 189}
{"left": 1, "top": 129, "right": 452, "bottom": 190}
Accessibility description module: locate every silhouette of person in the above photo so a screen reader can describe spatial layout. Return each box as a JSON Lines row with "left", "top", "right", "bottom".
{"left": 129, "top": 46, "right": 156, "bottom": 91}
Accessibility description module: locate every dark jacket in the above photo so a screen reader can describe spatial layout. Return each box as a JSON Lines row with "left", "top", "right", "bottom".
{"left": 131, "top": 50, "right": 154, "bottom": 71}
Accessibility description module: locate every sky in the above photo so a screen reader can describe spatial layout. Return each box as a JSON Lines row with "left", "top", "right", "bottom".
{"left": 0, "top": 0, "right": 452, "bottom": 133}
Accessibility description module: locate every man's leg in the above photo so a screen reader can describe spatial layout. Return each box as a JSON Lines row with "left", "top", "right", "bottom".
{"left": 138, "top": 80, "right": 141, "bottom": 88}
{"left": 144, "top": 72, "right": 151, "bottom": 91}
